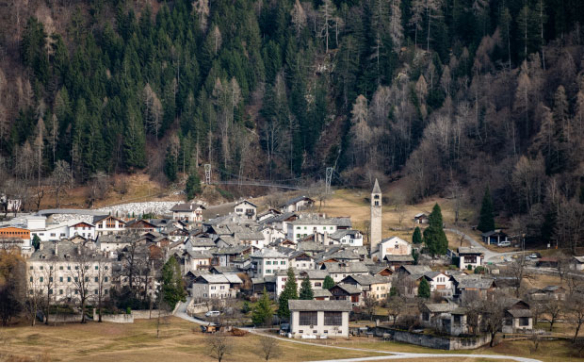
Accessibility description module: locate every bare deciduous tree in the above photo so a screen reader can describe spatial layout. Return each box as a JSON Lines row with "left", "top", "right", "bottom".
{"left": 258, "top": 335, "right": 281, "bottom": 361}
{"left": 207, "top": 333, "right": 232, "bottom": 362}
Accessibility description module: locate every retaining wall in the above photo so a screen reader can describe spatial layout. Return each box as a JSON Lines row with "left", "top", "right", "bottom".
{"left": 374, "top": 327, "right": 491, "bottom": 350}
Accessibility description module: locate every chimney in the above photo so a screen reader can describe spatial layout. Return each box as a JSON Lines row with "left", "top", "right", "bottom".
{"left": 54, "top": 243, "right": 58, "bottom": 256}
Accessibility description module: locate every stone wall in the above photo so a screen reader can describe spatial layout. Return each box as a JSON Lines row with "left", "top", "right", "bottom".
{"left": 132, "top": 310, "right": 172, "bottom": 320}
{"left": 47, "top": 314, "right": 84, "bottom": 323}
{"left": 94, "top": 313, "right": 134, "bottom": 323}
{"left": 374, "top": 327, "right": 491, "bottom": 350}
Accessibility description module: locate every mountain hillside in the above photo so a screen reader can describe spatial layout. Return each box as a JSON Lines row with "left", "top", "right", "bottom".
{"left": 1, "top": 0, "right": 584, "bottom": 249}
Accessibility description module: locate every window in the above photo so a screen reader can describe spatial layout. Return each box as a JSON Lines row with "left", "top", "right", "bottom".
{"left": 29, "top": 266, "right": 33, "bottom": 270}
{"left": 49, "top": 289, "right": 53, "bottom": 294}
{"left": 505, "top": 318, "right": 513, "bottom": 326}
{"left": 67, "top": 277, "right": 71, "bottom": 282}
{"left": 95, "top": 266, "right": 98, "bottom": 270}
{"left": 95, "top": 289, "right": 98, "bottom": 294}
{"left": 104, "top": 289, "right": 108, "bottom": 294}
{"left": 59, "top": 289, "right": 63, "bottom": 295}
{"left": 40, "top": 266, "right": 44, "bottom": 270}
{"left": 520, "top": 317, "right": 530, "bottom": 326}
{"left": 40, "top": 277, "right": 44, "bottom": 282}
{"left": 211, "top": 286, "right": 216, "bottom": 290}
{"left": 315, "top": 282, "right": 322, "bottom": 287}
{"left": 75, "top": 289, "right": 79, "bottom": 295}
{"left": 105, "top": 266, "right": 109, "bottom": 270}
{"left": 454, "top": 315, "right": 461, "bottom": 325}
{"left": 50, "top": 233, "right": 56, "bottom": 237}
{"left": 59, "top": 266, "right": 63, "bottom": 270}
{"left": 29, "top": 290, "right": 33, "bottom": 295}
{"left": 299, "top": 330, "right": 303, "bottom": 334}
{"left": 220, "top": 286, "right": 225, "bottom": 290}
{"left": 75, "top": 266, "right": 79, "bottom": 270}
{"left": 59, "top": 277, "right": 63, "bottom": 282}
{"left": 105, "top": 277, "right": 109, "bottom": 282}
{"left": 95, "top": 277, "right": 98, "bottom": 282}
{"left": 49, "top": 277, "right": 53, "bottom": 282}
{"left": 324, "top": 312, "right": 342, "bottom": 326}
{"left": 29, "top": 277, "right": 33, "bottom": 282}
{"left": 266, "top": 261, "right": 271, "bottom": 265}
{"left": 67, "top": 266, "right": 71, "bottom": 270}
{"left": 74, "top": 277, "right": 78, "bottom": 282}
{"left": 299, "top": 312, "right": 318, "bottom": 326}
{"left": 266, "top": 269, "right": 271, "bottom": 274}
{"left": 281, "top": 261, "right": 286, "bottom": 265}
{"left": 85, "top": 277, "right": 89, "bottom": 282}
{"left": 422, "top": 312, "right": 430, "bottom": 321}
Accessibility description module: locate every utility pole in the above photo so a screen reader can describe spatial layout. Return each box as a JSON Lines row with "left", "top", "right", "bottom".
{"left": 325, "top": 167, "right": 333, "bottom": 195}
{"left": 204, "top": 164, "right": 212, "bottom": 185}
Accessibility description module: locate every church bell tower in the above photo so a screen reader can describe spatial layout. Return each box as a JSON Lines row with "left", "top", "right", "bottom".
{"left": 370, "top": 179, "right": 382, "bottom": 255}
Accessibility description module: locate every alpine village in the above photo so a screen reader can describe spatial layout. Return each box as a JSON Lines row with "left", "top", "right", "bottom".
{"left": 1, "top": 0, "right": 584, "bottom": 361}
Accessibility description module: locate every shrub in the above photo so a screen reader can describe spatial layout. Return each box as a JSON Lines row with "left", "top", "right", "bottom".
{"left": 126, "top": 307, "right": 132, "bottom": 315}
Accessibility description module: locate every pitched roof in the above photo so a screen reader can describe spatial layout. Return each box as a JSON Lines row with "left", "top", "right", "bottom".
{"left": 283, "top": 196, "right": 315, "bottom": 206}
{"left": 384, "top": 255, "right": 415, "bottom": 262}
{"left": 458, "top": 247, "right": 484, "bottom": 255}
{"left": 171, "top": 203, "right": 206, "bottom": 212}
{"left": 235, "top": 200, "right": 257, "bottom": 208}
{"left": 458, "top": 278, "right": 495, "bottom": 290}
{"left": 332, "top": 283, "right": 362, "bottom": 294}
{"left": 506, "top": 309, "right": 533, "bottom": 318}
{"left": 321, "top": 261, "right": 369, "bottom": 274}
{"left": 372, "top": 179, "right": 381, "bottom": 194}
{"left": 312, "top": 288, "right": 332, "bottom": 298}
{"left": 288, "top": 299, "right": 352, "bottom": 312}
{"left": 423, "top": 303, "right": 459, "bottom": 313}
{"left": 250, "top": 249, "right": 288, "bottom": 259}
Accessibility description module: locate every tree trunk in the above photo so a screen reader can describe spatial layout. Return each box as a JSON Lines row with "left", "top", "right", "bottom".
{"left": 574, "top": 321, "right": 582, "bottom": 342}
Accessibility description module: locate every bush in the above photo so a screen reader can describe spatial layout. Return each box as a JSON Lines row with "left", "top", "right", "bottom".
{"left": 448, "top": 265, "right": 458, "bottom": 270}
{"left": 126, "top": 307, "right": 132, "bottom": 315}
{"left": 474, "top": 266, "right": 486, "bottom": 274}
{"left": 467, "top": 264, "right": 473, "bottom": 270}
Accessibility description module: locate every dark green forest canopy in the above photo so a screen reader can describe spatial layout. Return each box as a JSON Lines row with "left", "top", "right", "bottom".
{"left": 2, "top": 0, "right": 584, "bottom": 248}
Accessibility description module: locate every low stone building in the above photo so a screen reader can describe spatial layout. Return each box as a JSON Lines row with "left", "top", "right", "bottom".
{"left": 288, "top": 300, "right": 352, "bottom": 338}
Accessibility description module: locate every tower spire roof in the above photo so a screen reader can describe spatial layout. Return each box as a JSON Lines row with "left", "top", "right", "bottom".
{"left": 372, "top": 179, "right": 381, "bottom": 194}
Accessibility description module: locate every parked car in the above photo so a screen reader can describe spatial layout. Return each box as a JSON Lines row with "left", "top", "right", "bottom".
{"left": 205, "top": 311, "right": 221, "bottom": 317}
{"left": 498, "top": 241, "right": 511, "bottom": 247}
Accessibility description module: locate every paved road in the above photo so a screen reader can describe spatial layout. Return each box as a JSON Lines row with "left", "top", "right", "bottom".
{"left": 173, "top": 297, "right": 214, "bottom": 326}
{"left": 242, "top": 328, "right": 541, "bottom": 362}
{"left": 446, "top": 228, "right": 525, "bottom": 263}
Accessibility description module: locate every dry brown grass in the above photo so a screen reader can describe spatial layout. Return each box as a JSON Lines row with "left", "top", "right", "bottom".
{"left": 0, "top": 318, "right": 384, "bottom": 362}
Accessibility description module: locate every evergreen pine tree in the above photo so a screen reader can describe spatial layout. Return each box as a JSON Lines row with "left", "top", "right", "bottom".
{"left": 161, "top": 256, "right": 186, "bottom": 307}
{"left": 412, "top": 227, "right": 422, "bottom": 244}
{"left": 323, "top": 275, "right": 335, "bottom": 290}
{"left": 418, "top": 278, "right": 431, "bottom": 298}
{"left": 299, "top": 276, "right": 314, "bottom": 300}
{"left": 278, "top": 267, "right": 298, "bottom": 320}
{"left": 389, "top": 286, "right": 398, "bottom": 296}
{"left": 423, "top": 203, "right": 449, "bottom": 257}
{"left": 32, "top": 235, "right": 41, "bottom": 250}
{"left": 185, "top": 171, "right": 202, "bottom": 200}
{"left": 252, "top": 288, "right": 273, "bottom": 327}
{"left": 477, "top": 187, "right": 495, "bottom": 232}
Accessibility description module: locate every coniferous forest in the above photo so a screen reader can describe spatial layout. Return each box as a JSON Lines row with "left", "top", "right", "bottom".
{"left": 1, "top": 0, "right": 584, "bottom": 248}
